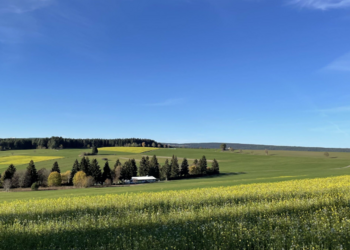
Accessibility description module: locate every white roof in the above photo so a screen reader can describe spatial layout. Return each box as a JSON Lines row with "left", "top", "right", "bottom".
{"left": 132, "top": 176, "right": 157, "bottom": 180}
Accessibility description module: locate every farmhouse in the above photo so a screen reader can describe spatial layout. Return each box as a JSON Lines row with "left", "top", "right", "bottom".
{"left": 131, "top": 176, "right": 157, "bottom": 183}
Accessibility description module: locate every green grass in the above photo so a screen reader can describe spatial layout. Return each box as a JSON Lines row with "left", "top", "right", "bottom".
{"left": 1, "top": 148, "right": 350, "bottom": 202}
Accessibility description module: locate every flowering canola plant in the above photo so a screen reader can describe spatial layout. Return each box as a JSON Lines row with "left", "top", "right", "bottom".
{"left": 0, "top": 156, "right": 63, "bottom": 165}
{"left": 98, "top": 147, "right": 159, "bottom": 154}
{"left": 1, "top": 175, "right": 350, "bottom": 249}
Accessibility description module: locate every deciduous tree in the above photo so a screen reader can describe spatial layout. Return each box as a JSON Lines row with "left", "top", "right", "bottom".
{"left": 220, "top": 144, "right": 226, "bottom": 151}
{"left": 48, "top": 172, "right": 62, "bottom": 187}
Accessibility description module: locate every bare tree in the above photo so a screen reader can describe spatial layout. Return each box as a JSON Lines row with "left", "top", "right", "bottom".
{"left": 3, "top": 179, "right": 11, "bottom": 192}
{"left": 265, "top": 149, "right": 269, "bottom": 155}
{"left": 324, "top": 152, "right": 329, "bottom": 157}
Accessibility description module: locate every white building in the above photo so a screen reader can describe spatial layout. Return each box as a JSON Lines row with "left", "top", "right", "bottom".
{"left": 131, "top": 176, "right": 157, "bottom": 183}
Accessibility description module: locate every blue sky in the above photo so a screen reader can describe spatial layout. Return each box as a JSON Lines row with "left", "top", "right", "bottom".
{"left": 1, "top": 0, "right": 350, "bottom": 147}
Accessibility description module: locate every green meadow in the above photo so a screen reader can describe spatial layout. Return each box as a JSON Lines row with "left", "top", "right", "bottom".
{"left": 0, "top": 148, "right": 349, "bottom": 202}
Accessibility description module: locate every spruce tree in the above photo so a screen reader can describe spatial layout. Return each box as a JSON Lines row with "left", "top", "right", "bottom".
{"left": 139, "top": 157, "right": 149, "bottom": 176}
{"left": 25, "top": 160, "right": 38, "bottom": 186}
{"left": 3, "top": 164, "right": 16, "bottom": 180}
{"left": 161, "top": 159, "right": 171, "bottom": 181}
{"left": 199, "top": 156, "right": 207, "bottom": 175}
{"left": 70, "top": 159, "right": 80, "bottom": 184}
{"left": 90, "top": 159, "right": 102, "bottom": 184}
{"left": 114, "top": 159, "right": 121, "bottom": 171}
{"left": 170, "top": 155, "right": 179, "bottom": 178}
{"left": 212, "top": 159, "right": 220, "bottom": 174}
{"left": 180, "top": 158, "right": 189, "bottom": 177}
{"left": 80, "top": 157, "right": 91, "bottom": 176}
{"left": 91, "top": 147, "right": 98, "bottom": 155}
{"left": 149, "top": 155, "right": 160, "bottom": 178}
{"left": 51, "top": 161, "right": 60, "bottom": 173}
{"left": 102, "top": 161, "right": 112, "bottom": 183}
{"left": 121, "top": 160, "right": 133, "bottom": 180}
{"left": 130, "top": 159, "right": 138, "bottom": 177}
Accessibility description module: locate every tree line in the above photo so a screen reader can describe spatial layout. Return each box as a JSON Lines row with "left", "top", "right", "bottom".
{"left": 0, "top": 137, "right": 161, "bottom": 150}
{"left": 0, "top": 156, "right": 220, "bottom": 190}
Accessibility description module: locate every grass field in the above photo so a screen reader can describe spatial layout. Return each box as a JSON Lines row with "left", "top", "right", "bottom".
{"left": 0, "top": 147, "right": 350, "bottom": 202}
{"left": 2, "top": 175, "right": 350, "bottom": 249}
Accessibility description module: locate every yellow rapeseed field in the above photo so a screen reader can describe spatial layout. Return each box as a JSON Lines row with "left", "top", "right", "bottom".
{"left": 0, "top": 156, "right": 63, "bottom": 165}
{"left": 2, "top": 175, "right": 350, "bottom": 249}
{"left": 98, "top": 147, "right": 159, "bottom": 154}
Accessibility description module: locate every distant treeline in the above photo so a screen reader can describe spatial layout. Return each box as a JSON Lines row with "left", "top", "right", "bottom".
{"left": 0, "top": 137, "right": 161, "bottom": 150}
{"left": 169, "top": 142, "right": 350, "bottom": 153}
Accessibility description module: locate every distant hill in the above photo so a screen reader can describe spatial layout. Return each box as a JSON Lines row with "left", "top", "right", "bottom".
{"left": 166, "top": 142, "right": 350, "bottom": 153}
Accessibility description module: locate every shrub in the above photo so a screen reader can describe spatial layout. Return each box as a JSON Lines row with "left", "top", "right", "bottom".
{"left": 73, "top": 171, "right": 87, "bottom": 188}
{"left": 83, "top": 176, "right": 94, "bottom": 188}
{"left": 61, "top": 170, "right": 72, "bottom": 185}
{"left": 104, "top": 179, "right": 112, "bottom": 186}
{"left": 48, "top": 172, "right": 62, "bottom": 187}
{"left": 31, "top": 182, "right": 39, "bottom": 191}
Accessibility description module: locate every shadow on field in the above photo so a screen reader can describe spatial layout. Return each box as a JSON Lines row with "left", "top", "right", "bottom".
{"left": 1, "top": 198, "right": 347, "bottom": 250}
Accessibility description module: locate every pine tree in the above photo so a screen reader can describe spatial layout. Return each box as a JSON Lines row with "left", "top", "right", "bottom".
{"left": 25, "top": 160, "right": 38, "bottom": 186}
{"left": 170, "top": 155, "right": 179, "bottom": 178}
{"left": 161, "top": 159, "right": 171, "bottom": 181}
{"left": 199, "top": 156, "right": 207, "bottom": 175}
{"left": 51, "top": 161, "right": 60, "bottom": 173}
{"left": 212, "top": 159, "right": 220, "bottom": 174}
{"left": 121, "top": 160, "right": 133, "bottom": 180}
{"left": 102, "top": 161, "right": 112, "bottom": 183}
{"left": 3, "top": 164, "right": 16, "bottom": 180}
{"left": 80, "top": 157, "right": 91, "bottom": 176}
{"left": 180, "top": 158, "right": 189, "bottom": 177}
{"left": 70, "top": 159, "right": 80, "bottom": 184}
{"left": 130, "top": 159, "right": 138, "bottom": 177}
{"left": 90, "top": 159, "right": 102, "bottom": 184}
{"left": 139, "top": 157, "right": 149, "bottom": 176}
{"left": 149, "top": 155, "right": 160, "bottom": 178}
{"left": 114, "top": 159, "right": 121, "bottom": 171}
{"left": 91, "top": 146, "right": 99, "bottom": 155}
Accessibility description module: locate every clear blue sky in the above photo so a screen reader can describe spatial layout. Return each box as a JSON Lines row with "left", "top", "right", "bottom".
{"left": 1, "top": 0, "right": 350, "bottom": 147}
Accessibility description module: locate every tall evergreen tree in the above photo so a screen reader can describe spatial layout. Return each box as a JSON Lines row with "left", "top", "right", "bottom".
{"left": 102, "top": 161, "right": 112, "bottom": 183}
{"left": 80, "top": 157, "right": 91, "bottom": 176}
{"left": 70, "top": 159, "right": 80, "bottom": 184}
{"left": 114, "top": 159, "right": 121, "bottom": 171}
{"left": 139, "top": 157, "right": 149, "bottom": 176}
{"left": 25, "top": 160, "right": 38, "bottom": 186}
{"left": 51, "top": 161, "right": 60, "bottom": 173}
{"left": 161, "top": 159, "right": 171, "bottom": 181}
{"left": 180, "top": 158, "right": 189, "bottom": 177}
{"left": 212, "top": 159, "right": 220, "bottom": 174}
{"left": 90, "top": 159, "right": 102, "bottom": 184}
{"left": 199, "top": 156, "right": 207, "bottom": 174}
{"left": 193, "top": 159, "right": 198, "bottom": 166}
{"left": 120, "top": 160, "right": 133, "bottom": 180}
{"left": 170, "top": 155, "right": 179, "bottom": 178}
{"left": 3, "top": 164, "right": 16, "bottom": 180}
{"left": 130, "top": 159, "right": 138, "bottom": 177}
{"left": 91, "top": 146, "right": 99, "bottom": 155}
{"left": 149, "top": 155, "right": 160, "bottom": 178}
